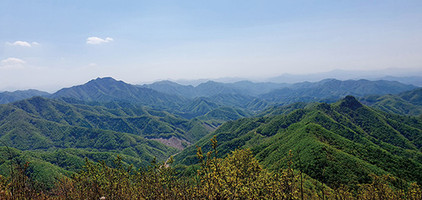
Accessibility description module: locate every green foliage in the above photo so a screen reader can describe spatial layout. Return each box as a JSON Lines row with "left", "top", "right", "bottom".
{"left": 175, "top": 96, "right": 422, "bottom": 189}
{"left": 199, "top": 106, "right": 251, "bottom": 121}
{"left": 1, "top": 76, "right": 422, "bottom": 199}
{"left": 360, "top": 88, "right": 422, "bottom": 116}
{"left": 2, "top": 137, "right": 421, "bottom": 199}
{"left": 0, "top": 96, "right": 213, "bottom": 186}
{"left": 4, "top": 96, "right": 211, "bottom": 141}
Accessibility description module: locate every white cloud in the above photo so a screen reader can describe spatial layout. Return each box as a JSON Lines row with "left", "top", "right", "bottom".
{"left": 6, "top": 40, "right": 39, "bottom": 47}
{"left": 86, "top": 37, "right": 114, "bottom": 45}
{"left": 0, "top": 57, "right": 26, "bottom": 69}
{"left": 1, "top": 57, "right": 26, "bottom": 65}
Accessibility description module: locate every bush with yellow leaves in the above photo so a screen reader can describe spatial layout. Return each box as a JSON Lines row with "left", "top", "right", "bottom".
{"left": 0, "top": 136, "right": 421, "bottom": 199}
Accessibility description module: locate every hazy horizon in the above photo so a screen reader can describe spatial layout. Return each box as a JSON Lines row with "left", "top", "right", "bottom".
{"left": 1, "top": 1, "right": 421, "bottom": 92}
{"left": 0, "top": 68, "right": 421, "bottom": 93}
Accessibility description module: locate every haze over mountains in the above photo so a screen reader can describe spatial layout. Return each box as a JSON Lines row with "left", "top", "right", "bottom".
{"left": 1, "top": 76, "right": 420, "bottom": 121}
{"left": 2, "top": 69, "right": 422, "bottom": 92}
{"left": 266, "top": 69, "right": 422, "bottom": 86}
{"left": 1, "top": 77, "right": 418, "bottom": 113}
{"left": 0, "top": 89, "right": 50, "bottom": 104}
{"left": 167, "top": 69, "right": 422, "bottom": 88}
{"left": 2, "top": 0, "right": 422, "bottom": 197}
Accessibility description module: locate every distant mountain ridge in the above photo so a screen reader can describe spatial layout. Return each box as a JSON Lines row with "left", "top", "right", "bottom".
{"left": 52, "top": 77, "right": 188, "bottom": 109}
{"left": 260, "top": 79, "right": 417, "bottom": 104}
{"left": 0, "top": 89, "right": 50, "bottom": 104}
{"left": 266, "top": 69, "right": 422, "bottom": 86}
{"left": 48, "top": 77, "right": 262, "bottom": 122}
{"left": 143, "top": 80, "right": 288, "bottom": 98}
{"left": 1, "top": 77, "right": 418, "bottom": 108}
{"left": 1, "top": 77, "right": 418, "bottom": 119}
{"left": 142, "top": 80, "right": 245, "bottom": 98}
{"left": 143, "top": 78, "right": 418, "bottom": 113}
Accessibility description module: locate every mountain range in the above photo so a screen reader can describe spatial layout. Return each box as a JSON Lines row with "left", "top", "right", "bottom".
{"left": 1, "top": 77, "right": 417, "bottom": 110}
{"left": 175, "top": 96, "right": 422, "bottom": 187}
{"left": 52, "top": 77, "right": 189, "bottom": 110}
{"left": 142, "top": 80, "right": 288, "bottom": 98}
{"left": 260, "top": 79, "right": 417, "bottom": 104}
{"left": 360, "top": 88, "right": 422, "bottom": 116}
{"left": 0, "top": 76, "right": 421, "bottom": 189}
{"left": 266, "top": 69, "right": 422, "bottom": 86}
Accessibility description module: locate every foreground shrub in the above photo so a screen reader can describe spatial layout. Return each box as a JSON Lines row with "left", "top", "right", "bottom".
{"left": 0, "top": 137, "right": 421, "bottom": 199}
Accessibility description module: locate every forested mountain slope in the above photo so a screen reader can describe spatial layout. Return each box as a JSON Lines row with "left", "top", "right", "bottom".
{"left": 361, "top": 87, "right": 422, "bottom": 116}
{"left": 4, "top": 96, "right": 214, "bottom": 143}
{"left": 175, "top": 96, "right": 422, "bottom": 188}
{"left": 52, "top": 77, "right": 262, "bottom": 121}
{"left": 0, "top": 97, "right": 211, "bottom": 187}
{"left": 0, "top": 77, "right": 420, "bottom": 190}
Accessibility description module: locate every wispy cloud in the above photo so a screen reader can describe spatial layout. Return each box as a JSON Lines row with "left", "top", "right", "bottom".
{"left": 86, "top": 37, "right": 114, "bottom": 45}
{"left": 0, "top": 57, "right": 26, "bottom": 69}
{"left": 1, "top": 57, "right": 26, "bottom": 65}
{"left": 6, "top": 41, "right": 39, "bottom": 47}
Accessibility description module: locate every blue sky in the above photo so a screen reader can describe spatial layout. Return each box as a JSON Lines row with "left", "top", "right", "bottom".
{"left": 1, "top": 0, "right": 422, "bottom": 91}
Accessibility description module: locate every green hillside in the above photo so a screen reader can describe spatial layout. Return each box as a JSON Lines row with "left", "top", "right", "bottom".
{"left": 175, "top": 96, "right": 422, "bottom": 188}
{"left": 361, "top": 88, "right": 422, "bottom": 116}
{"left": 0, "top": 84, "right": 264, "bottom": 188}
{"left": 0, "top": 97, "right": 215, "bottom": 187}
{"left": 1, "top": 77, "right": 421, "bottom": 194}
{"left": 199, "top": 106, "right": 251, "bottom": 121}
{"left": 0, "top": 98, "right": 180, "bottom": 157}
{"left": 7, "top": 96, "right": 211, "bottom": 142}
{"left": 400, "top": 88, "right": 422, "bottom": 105}
{"left": 178, "top": 98, "right": 219, "bottom": 118}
